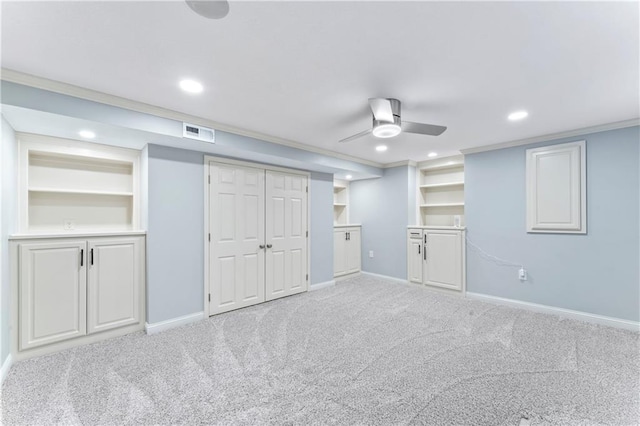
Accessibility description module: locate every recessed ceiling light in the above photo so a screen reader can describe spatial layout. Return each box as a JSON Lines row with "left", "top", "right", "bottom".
{"left": 372, "top": 123, "right": 401, "bottom": 138}
{"left": 345, "top": 175, "right": 353, "bottom": 180}
{"left": 508, "top": 110, "right": 528, "bottom": 121}
{"left": 78, "top": 130, "right": 95, "bottom": 139}
{"left": 428, "top": 152, "right": 438, "bottom": 158}
{"left": 179, "top": 79, "right": 203, "bottom": 94}
{"left": 376, "top": 145, "right": 388, "bottom": 152}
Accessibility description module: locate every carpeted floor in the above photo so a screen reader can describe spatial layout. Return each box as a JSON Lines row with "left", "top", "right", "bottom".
{"left": 2, "top": 275, "right": 639, "bottom": 425}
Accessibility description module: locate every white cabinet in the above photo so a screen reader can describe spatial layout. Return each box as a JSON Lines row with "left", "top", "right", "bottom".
{"left": 407, "top": 229, "right": 423, "bottom": 284}
{"left": 15, "top": 235, "right": 145, "bottom": 353}
{"left": 334, "top": 226, "right": 361, "bottom": 277}
{"left": 407, "top": 228, "right": 465, "bottom": 292}
{"left": 87, "top": 237, "right": 143, "bottom": 333}
{"left": 424, "top": 229, "right": 463, "bottom": 291}
{"left": 19, "top": 240, "right": 87, "bottom": 350}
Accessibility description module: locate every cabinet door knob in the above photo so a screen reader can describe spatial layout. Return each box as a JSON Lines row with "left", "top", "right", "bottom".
{"left": 259, "top": 244, "right": 265, "bottom": 249}
{"left": 90, "top": 248, "right": 94, "bottom": 265}
{"left": 266, "top": 244, "right": 272, "bottom": 249}
{"left": 80, "top": 249, "right": 84, "bottom": 267}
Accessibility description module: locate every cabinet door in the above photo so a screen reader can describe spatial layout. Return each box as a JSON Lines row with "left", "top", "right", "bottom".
{"left": 423, "top": 230, "right": 462, "bottom": 290}
{"left": 334, "top": 229, "right": 347, "bottom": 277}
{"left": 407, "top": 230, "right": 423, "bottom": 284}
{"left": 265, "top": 171, "right": 308, "bottom": 301}
{"left": 345, "top": 227, "right": 361, "bottom": 274}
{"left": 19, "top": 240, "right": 87, "bottom": 350}
{"left": 87, "top": 237, "right": 143, "bottom": 334}
{"left": 209, "top": 162, "right": 266, "bottom": 315}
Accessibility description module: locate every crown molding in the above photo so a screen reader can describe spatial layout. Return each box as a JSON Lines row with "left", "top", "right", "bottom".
{"left": 1, "top": 68, "right": 384, "bottom": 169}
{"left": 460, "top": 119, "right": 640, "bottom": 155}
{"left": 383, "top": 160, "right": 418, "bottom": 168}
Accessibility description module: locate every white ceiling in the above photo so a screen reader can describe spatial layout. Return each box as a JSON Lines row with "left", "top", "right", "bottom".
{"left": 1, "top": 1, "right": 638, "bottom": 164}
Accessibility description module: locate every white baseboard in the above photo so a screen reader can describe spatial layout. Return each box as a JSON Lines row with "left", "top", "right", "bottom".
{"left": 466, "top": 292, "right": 640, "bottom": 332}
{"left": 309, "top": 280, "right": 335, "bottom": 291}
{"left": 1, "top": 354, "right": 13, "bottom": 385}
{"left": 360, "top": 271, "right": 409, "bottom": 285}
{"left": 145, "top": 311, "right": 205, "bottom": 335}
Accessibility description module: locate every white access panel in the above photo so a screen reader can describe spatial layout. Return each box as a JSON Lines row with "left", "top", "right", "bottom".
{"left": 209, "top": 163, "right": 266, "bottom": 315}
{"left": 87, "top": 237, "right": 142, "bottom": 334}
{"left": 265, "top": 171, "right": 308, "bottom": 301}
{"left": 423, "top": 230, "right": 463, "bottom": 291}
{"left": 19, "top": 240, "right": 87, "bottom": 350}
{"left": 526, "top": 141, "right": 586, "bottom": 233}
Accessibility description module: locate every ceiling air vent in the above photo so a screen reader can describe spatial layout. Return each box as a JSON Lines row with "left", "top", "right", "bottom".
{"left": 183, "top": 122, "right": 215, "bottom": 143}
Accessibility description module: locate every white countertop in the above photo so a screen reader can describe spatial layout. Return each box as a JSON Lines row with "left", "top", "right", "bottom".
{"left": 10, "top": 230, "right": 147, "bottom": 240}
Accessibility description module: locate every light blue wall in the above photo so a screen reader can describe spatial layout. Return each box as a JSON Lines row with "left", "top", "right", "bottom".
{"left": 1, "top": 116, "right": 18, "bottom": 364}
{"left": 146, "top": 145, "right": 205, "bottom": 323}
{"left": 465, "top": 126, "right": 640, "bottom": 322}
{"left": 350, "top": 166, "right": 410, "bottom": 279}
{"left": 309, "top": 172, "right": 334, "bottom": 285}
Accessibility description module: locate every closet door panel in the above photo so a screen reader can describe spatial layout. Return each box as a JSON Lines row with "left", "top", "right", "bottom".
{"left": 265, "top": 171, "right": 308, "bottom": 301}
{"left": 209, "top": 163, "right": 265, "bottom": 315}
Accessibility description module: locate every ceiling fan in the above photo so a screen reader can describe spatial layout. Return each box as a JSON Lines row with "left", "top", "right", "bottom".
{"left": 339, "top": 98, "right": 447, "bottom": 143}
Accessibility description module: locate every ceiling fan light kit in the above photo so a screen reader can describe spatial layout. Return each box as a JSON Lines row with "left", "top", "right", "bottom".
{"left": 339, "top": 97, "right": 447, "bottom": 144}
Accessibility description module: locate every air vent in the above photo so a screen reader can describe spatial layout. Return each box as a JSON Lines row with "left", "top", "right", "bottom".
{"left": 183, "top": 122, "right": 215, "bottom": 143}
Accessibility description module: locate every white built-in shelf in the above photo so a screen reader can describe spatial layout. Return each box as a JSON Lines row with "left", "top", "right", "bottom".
{"left": 420, "top": 182, "right": 464, "bottom": 189}
{"left": 420, "top": 202, "right": 465, "bottom": 208}
{"left": 417, "top": 155, "right": 465, "bottom": 227}
{"left": 28, "top": 187, "right": 134, "bottom": 197}
{"left": 333, "top": 179, "right": 349, "bottom": 225}
{"left": 19, "top": 133, "right": 141, "bottom": 234}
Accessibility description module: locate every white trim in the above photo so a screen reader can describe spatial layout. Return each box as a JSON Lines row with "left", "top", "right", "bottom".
{"left": 466, "top": 292, "right": 640, "bottom": 332}
{"left": 309, "top": 280, "right": 336, "bottom": 291}
{"left": 2, "top": 68, "right": 383, "bottom": 169}
{"left": 0, "top": 354, "right": 13, "bottom": 385}
{"left": 383, "top": 160, "right": 417, "bottom": 168}
{"left": 461, "top": 119, "right": 640, "bottom": 155}
{"left": 145, "top": 311, "right": 204, "bottom": 335}
{"left": 360, "top": 271, "right": 409, "bottom": 284}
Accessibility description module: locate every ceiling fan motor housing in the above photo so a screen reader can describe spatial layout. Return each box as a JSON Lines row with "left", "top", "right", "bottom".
{"left": 372, "top": 98, "right": 402, "bottom": 138}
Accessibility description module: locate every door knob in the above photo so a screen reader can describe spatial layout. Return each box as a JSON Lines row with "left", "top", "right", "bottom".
{"left": 259, "top": 244, "right": 265, "bottom": 249}
{"left": 266, "top": 244, "right": 272, "bottom": 249}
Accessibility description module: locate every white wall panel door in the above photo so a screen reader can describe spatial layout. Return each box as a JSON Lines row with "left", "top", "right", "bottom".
{"left": 345, "top": 227, "right": 361, "bottom": 274}
{"left": 209, "top": 162, "right": 265, "bottom": 315}
{"left": 87, "top": 237, "right": 142, "bottom": 334}
{"left": 423, "top": 230, "right": 463, "bottom": 291}
{"left": 265, "top": 171, "right": 308, "bottom": 301}
{"left": 19, "top": 240, "right": 87, "bottom": 350}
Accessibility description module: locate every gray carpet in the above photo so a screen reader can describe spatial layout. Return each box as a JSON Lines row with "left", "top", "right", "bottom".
{"left": 2, "top": 275, "right": 639, "bottom": 425}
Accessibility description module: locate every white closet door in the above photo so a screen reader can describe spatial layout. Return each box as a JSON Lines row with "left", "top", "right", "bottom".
{"left": 265, "top": 171, "right": 308, "bottom": 301}
{"left": 87, "top": 237, "right": 142, "bottom": 334}
{"left": 19, "top": 240, "right": 87, "bottom": 350}
{"left": 209, "top": 163, "right": 265, "bottom": 315}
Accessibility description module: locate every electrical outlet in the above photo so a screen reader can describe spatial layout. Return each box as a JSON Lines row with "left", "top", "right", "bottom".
{"left": 63, "top": 220, "right": 75, "bottom": 230}
{"left": 519, "top": 268, "right": 527, "bottom": 281}
{"left": 369, "top": 250, "right": 374, "bottom": 258}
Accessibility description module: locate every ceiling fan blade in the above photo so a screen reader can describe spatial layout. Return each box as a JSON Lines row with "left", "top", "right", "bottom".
{"left": 368, "top": 98, "right": 394, "bottom": 122}
{"left": 402, "top": 121, "right": 447, "bottom": 136}
{"left": 339, "top": 129, "right": 371, "bottom": 143}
